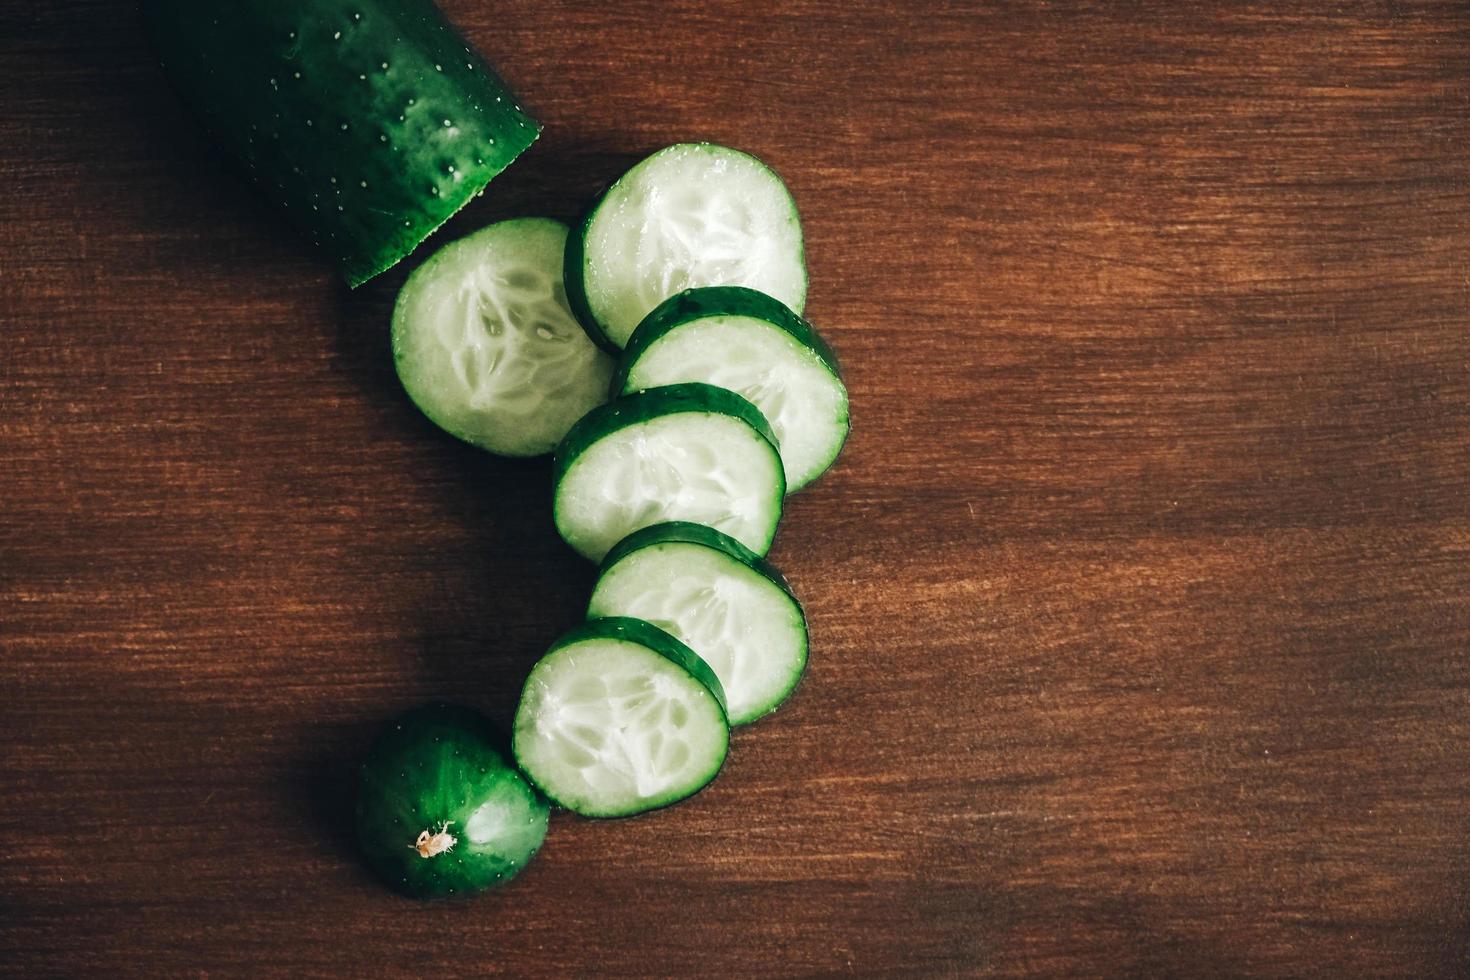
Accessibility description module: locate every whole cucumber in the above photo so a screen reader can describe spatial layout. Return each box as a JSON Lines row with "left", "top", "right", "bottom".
{"left": 143, "top": 0, "right": 540, "bottom": 286}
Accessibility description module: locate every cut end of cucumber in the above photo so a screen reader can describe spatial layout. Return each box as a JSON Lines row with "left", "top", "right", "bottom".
{"left": 572, "top": 143, "right": 807, "bottom": 348}
{"left": 553, "top": 384, "right": 785, "bottom": 562}
{"left": 590, "top": 525, "right": 808, "bottom": 725}
{"left": 513, "top": 620, "right": 729, "bottom": 817}
{"left": 355, "top": 702, "right": 549, "bottom": 897}
{"left": 393, "top": 218, "right": 613, "bottom": 457}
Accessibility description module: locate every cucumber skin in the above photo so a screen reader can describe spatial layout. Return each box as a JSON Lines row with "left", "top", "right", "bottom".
{"left": 613, "top": 286, "right": 844, "bottom": 397}
{"left": 512, "top": 617, "right": 731, "bottom": 817}
{"left": 563, "top": 144, "right": 809, "bottom": 352}
{"left": 552, "top": 382, "right": 783, "bottom": 492}
{"left": 592, "top": 522, "right": 810, "bottom": 725}
{"left": 597, "top": 520, "right": 798, "bottom": 602}
{"left": 563, "top": 190, "right": 620, "bottom": 353}
{"left": 355, "top": 703, "right": 549, "bottom": 899}
{"left": 143, "top": 0, "right": 540, "bottom": 287}
{"left": 548, "top": 616, "right": 729, "bottom": 713}
{"left": 613, "top": 286, "right": 850, "bottom": 493}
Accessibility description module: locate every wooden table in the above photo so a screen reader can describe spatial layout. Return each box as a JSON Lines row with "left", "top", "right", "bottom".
{"left": 4, "top": 1, "right": 1468, "bottom": 975}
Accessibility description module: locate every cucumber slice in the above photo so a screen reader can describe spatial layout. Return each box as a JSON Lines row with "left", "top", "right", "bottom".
{"left": 552, "top": 383, "right": 785, "bottom": 562}
{"left": 392, "top": 218, "right": 614, "bottom": 457}
{"left": 356, "top": 703, "right": 549, "bottom": 898}
{"left": 512, "top": 618, "right": 729, "bottom": 817}
{"left": 616, "top": 286, "right": 849, "bottom": 492}
{"left": 566, "top": 143, "right": 806, "bottom": 350}
{"left": 589, "top": 522, "right": 808, "bottom": 725}
{"left": 142, "top": 0, "right": 540, "bottom": 287}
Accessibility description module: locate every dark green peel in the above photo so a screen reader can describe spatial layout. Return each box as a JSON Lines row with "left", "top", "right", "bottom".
{"left": 552, "top": 382, "right": 781, "bottom": 490}
{"left": 597, "top": 520, "right": 797, "bottom": 601}
{"left": 356, "top": 703, "right": 548, "bottom": 898}
{"left": 143, "top": 0, "right": 540, "bottom": 286}
{"left": 614, "top": 286, "right": 843, "bottom": 394}
{"left": 547, "top": 616, "right": 729, "bottom": 714}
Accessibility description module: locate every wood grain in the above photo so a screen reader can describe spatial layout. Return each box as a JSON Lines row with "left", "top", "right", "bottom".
{"left": 3, "top": 1, "right": 1469, "bottom": 975}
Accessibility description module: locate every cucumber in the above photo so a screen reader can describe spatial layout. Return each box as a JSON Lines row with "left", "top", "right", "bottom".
{"left": 552, "top": 383, "right": 785, "bottom": 562}
{"left": 589, "top": 522, "right": 807, "bottom": 725}
{"left": 356, "top": 703, "right": 549, "bottom": 898}
{"left": 512, "top": 617, "right": 729, "bottom": 817}
{"left": 392, "top": 218, "right": 613, "bottom": 456}
{"left": 566, "top": 143, "right": 806, "bottom": 350}
{"left": 615, "top": 286, "right": 848, "bottom": 492}
{"left": 142, "top": 0, "right": 540, "bottom": 287}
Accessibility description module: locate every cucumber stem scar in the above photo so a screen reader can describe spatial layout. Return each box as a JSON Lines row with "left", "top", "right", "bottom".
{"left": 411, "top": 821, "right": 456, "bottom": 858}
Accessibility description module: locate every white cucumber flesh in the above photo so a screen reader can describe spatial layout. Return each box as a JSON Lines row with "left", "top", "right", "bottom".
{"left": 589, "top": 528, "right": 807, "bottom": 725}
{"left": 622, "top": 312, "right": 847, "bottom": 491}
{"left": 513, "top": 620, "right": 728, "bottom": 817}
{"left": 573, "top": 144, "right": 806, "bottom": 349}
{"left": 393, "top": 218, "right": 614, "bottom": 457}
{"left": 552, "top": 385, "right": 785, "bottom": 562}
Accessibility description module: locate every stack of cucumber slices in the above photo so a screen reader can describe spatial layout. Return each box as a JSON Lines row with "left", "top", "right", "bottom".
{"left": 359, "top": 143, "right": 849, "bottom": 897}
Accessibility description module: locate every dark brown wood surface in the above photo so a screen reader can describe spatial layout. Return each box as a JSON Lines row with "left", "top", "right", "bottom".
{"left": 3, "top": 1, "right": 1469, "bottom": 975}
